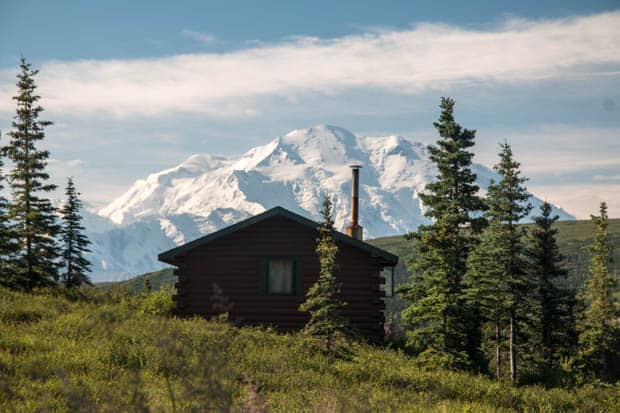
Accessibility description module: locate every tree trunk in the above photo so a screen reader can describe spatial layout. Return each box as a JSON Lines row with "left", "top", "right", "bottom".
{"left": 495, "top": 321, "right": 501, "bottom": 380}
{"left": 25, "top": 140, "right": 32, "bottom": 288}
{"left": 509, "top": 314, "right": 516, "bottom": 383}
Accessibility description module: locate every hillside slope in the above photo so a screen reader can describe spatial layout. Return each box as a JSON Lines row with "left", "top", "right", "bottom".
{"left": 97, "top": 268, "right": 175, "bottom": 293}
{"left": 373, "top": 217, "right": 620, "bottom": 279}
{"left": 1, "top": 288, "right": 616, "bottom": 412}
{"left": 372, "top": 217, "right": 620, "bottom": 320}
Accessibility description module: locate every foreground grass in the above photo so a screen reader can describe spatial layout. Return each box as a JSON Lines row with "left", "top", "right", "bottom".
{"left": 0, "top": 288, "right": 618, "bottom": 412}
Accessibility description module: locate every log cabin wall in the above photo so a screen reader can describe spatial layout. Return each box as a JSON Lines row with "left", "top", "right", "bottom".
{"left": 173, "top": 215, "right": 386, "bottom": 341}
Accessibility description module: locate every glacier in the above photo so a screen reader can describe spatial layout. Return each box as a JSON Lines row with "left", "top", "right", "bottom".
{"left": 86, "top": 124, "right": 574, "bottom": 281}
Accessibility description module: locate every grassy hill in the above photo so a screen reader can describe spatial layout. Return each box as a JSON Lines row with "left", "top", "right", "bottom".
{"left": 371, "top": 217, "right": 620, "bottom": 285}
{"left": 97, "top": 268, "right": 176, "bottom": 294}
{"left": 372, "top": 218, "right": 620, "bottom": 321}
{"left": 1, "top": 288, "right": 618, "bottom": 412}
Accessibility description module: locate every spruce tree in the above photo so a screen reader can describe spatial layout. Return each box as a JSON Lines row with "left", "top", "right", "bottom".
{"left": 299, "top": 195, "right": 349, "bottom": 352}
{"left": 60, "top": 177, "right": 92, "bottom": 288}
{"left": 463, "top": 220, "right": 512, "bottom": 379}
{"left": 0, "top": 131, "right": 19, "bottom": 288}
{"left": 399, "top": 97, "right": 486, "bottom": 369}
{"left": 574, "top": 202, "right": 619, "bottom": 381}
{"left": 488, "top": 142, "right": 531, "bottom": 383}
{"left": 4, "top": 57, "right": 60, "bottom": 289}
{"left": 463, "top": 142, "right": 531, "bottom": 382}
{"left": 528, "top": 202, "right": 575, "bottom": 377}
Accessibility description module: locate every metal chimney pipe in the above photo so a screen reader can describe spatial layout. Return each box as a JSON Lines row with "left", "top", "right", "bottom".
{"left": 346, "top": 165, "right": 363, "bottom": 240}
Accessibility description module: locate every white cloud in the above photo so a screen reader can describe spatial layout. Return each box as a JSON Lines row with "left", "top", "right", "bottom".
{"left": 593, "top": 174, "right": 620, "bottom": 181}
{"left": 45, "top": 159, "right": 87, "bottom": 191}
{"left": 0, "top": 11, "right": 618, "bottom": 118}
{"left": 530, "top": 183, "right": 620, "bottom": 219}
{"left": 181, "top": 29, "right": 219, "bottom": 45}
{"left": 48, "top": 158, "right": 86, "bottom": 168}
{"left": 475, "top": 125, "right": 620, "bottom": 174}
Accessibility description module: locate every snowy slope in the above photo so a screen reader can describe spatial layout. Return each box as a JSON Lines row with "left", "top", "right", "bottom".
{"left": 88, "top": 124, "right": 574, "bottom": 281}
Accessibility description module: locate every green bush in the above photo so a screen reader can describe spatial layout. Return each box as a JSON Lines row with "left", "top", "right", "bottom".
{"left": 138, "top": 287, "right": 175, "bottom": 316}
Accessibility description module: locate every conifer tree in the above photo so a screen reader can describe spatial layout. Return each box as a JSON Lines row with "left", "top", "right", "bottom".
{"left": 60, "top": 177, "right": 92, "bottom": 288}
{"left": 0, "top": 131, "right": 18, "bottom": 288}
{"left": 4, "top": 57, "right": 60, "bottom": 289}
{"left": 299, "top": 195, "right": 349, "bottom": 352}
{"left": 528, "top": 202, "right": 575, "bottom": 376}
{"left": 400, "top": 97, "right": 486, "bottom": 369}
{"left": 488, "top": 142, "right": 531, "bottom": 383}
{"left": 463, "top": 220, "right": 511, "bottom": 379}
{"left": 574, "top": 202, "right": 619, "bottom": 381}
{"left": 463, "top": 142, "right": 531, "bottom": 382}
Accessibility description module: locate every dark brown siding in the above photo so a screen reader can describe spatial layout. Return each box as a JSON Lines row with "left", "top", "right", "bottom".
{"left": 174, "top": 215, "right": 386, "bottom": 341}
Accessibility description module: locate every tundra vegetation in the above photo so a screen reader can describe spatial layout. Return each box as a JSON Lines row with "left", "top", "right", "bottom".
{"left": 0, "top": 287, "right": 618, "bottom": 412}
{"left": 0, "top": 60, "right": 618, "bottom": 411}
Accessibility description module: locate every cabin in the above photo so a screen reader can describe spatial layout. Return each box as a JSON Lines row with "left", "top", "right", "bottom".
{"left": 158, "top": 166, "right": 398, "bottom": 342}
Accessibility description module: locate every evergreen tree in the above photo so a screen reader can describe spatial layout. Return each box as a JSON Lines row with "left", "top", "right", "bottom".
{"left": 4, "top": 57, "right": 60, "bottom": 289}
{"left": 0, "top": 131, "right": 19, "bottom": 288}
{"left": 399, "top": 97, "right": 486, "bottom": 369}
{"left": 487, "top": 142, "right": 531, "bottom": 383}
{"left": 463, "top": 142, "right": 531, "bottom": 382}
{"left": 59, "top": 177, "right": 92, "bottom": 288}
{"left": 574, "top": 202, "right": 619, "bottom": 381}
{"left": 299, "top": 195, "right": 349, "bottom": 352}
{"left": 528, "top": 202, "right": 575, "bottom": 377}
{"left": 463, "top": 220, "right": 511, "bottom": 379}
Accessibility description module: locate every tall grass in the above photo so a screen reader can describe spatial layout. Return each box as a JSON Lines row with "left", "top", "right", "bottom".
{"left": 0, "top": 287, "right": 618, "bottom": 412}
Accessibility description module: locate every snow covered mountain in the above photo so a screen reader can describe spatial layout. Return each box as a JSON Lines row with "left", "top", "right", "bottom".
{"left": 88, "top": 124, "right": 574, "bottom": 281}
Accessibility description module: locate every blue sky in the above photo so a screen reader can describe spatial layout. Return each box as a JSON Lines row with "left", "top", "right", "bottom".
{"left": 1, "top": 0, "right": 618, "bottom": 64}
{"left": 0, "top": 0, "right": 619, "bottom": 218}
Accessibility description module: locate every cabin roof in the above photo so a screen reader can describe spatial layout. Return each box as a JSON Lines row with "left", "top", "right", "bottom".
{"left": 158, "top": 206, "right": 398, "bottom": 266}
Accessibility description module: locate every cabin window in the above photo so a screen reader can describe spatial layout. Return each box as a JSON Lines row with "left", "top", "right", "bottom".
{"left": 259, "top": 257, "right": 302, "bottom": 296}
{"left": 268, "top": 259, "right": 294, "bottom": 294}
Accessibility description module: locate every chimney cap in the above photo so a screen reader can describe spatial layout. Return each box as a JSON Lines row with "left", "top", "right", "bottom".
{"left": 349, "top": 164, "right": 362, "bottom": 169}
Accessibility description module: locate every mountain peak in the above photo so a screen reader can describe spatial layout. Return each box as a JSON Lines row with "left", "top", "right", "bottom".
{"left": 284, "top": 124, "right": 354, "bottom": 139}
{"left": 277, "top": 124, "right": 364, "bottom": 167}
{"left": 90, "top": 125, "right": 575, "bottom": 281}
{"left": 179, "top": 153, "right": 231, "bottom": 171}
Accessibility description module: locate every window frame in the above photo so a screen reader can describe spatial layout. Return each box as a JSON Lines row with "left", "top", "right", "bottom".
{"left": 259, "top": 256, "right": 302, "bottom": 297}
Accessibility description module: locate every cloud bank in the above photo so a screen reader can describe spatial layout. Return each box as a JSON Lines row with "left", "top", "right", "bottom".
{"left": 530, "top": 183, "right": 620, "bottom": 220}
{"left": 476, "top": 125, "right": 620, "bottom": 174}
{"left": 0, "top": 11, "right": 618, "bottom": 118}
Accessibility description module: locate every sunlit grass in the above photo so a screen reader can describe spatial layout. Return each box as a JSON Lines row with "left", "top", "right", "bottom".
{"left": 0, "top": 287, "right": 618, "bottom": 412}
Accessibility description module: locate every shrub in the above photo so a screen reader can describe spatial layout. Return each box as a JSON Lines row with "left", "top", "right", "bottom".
{"left": 138, "top": 288, "right": 175, "bottom": 316}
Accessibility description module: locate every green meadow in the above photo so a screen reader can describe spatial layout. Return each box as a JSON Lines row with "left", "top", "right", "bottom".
{"left": 1, "top": 287, "right": 618, "bottom": 412}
